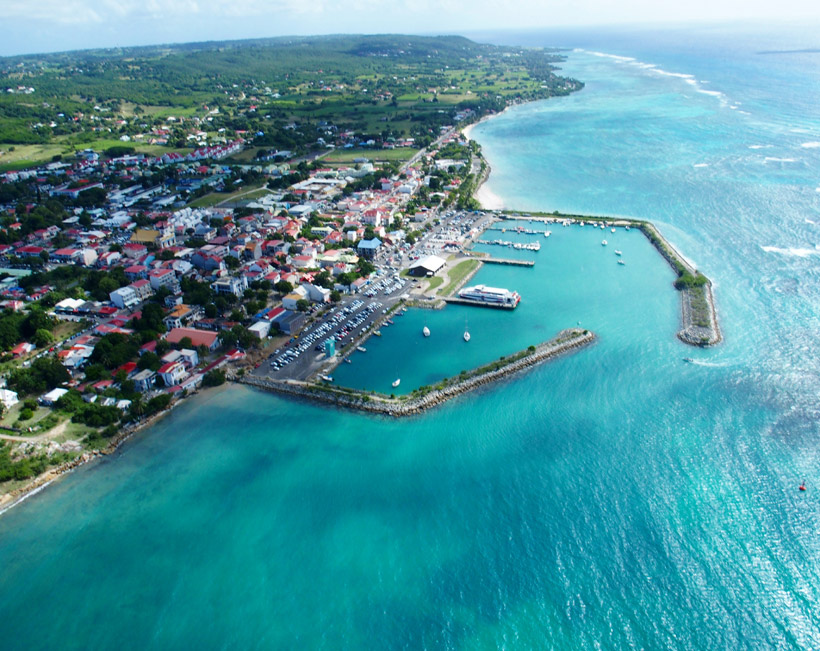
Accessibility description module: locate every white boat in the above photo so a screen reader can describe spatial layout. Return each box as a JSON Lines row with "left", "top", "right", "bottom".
{"left": 601, "top": 240, "right": 608, "bottom": 246}
{"left": 618, "top": 259, "right": 626, "bottom": 265}
{"left": 463, "top": 331, "right": 471, "bottom": 342}
{"left": 544, "top": 230, "right": 551, "bottom": 238}
{"left": 611, "top": 227, "right": 616, "bottom": 233}
{"left": 392, "top": 378, "right": 401, "bottom": 388}
{"left": 320, "top": 375, "right": 333, "bottom": 382}
{"left": 356, "top": 346, "right": 366, "bottom": 352}
{"left": 614, "top": 250, "right": 622, "bottom": 256}
{"left": 423, "top": 326, "right": 430, "bottom": 337}
{"left": 374, "top": 330, "right": 382, "bottom": 336}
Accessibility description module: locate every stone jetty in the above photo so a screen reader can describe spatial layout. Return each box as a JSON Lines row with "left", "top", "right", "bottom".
{"left": 239, "top": 328, "right": 595, "bottom": 417}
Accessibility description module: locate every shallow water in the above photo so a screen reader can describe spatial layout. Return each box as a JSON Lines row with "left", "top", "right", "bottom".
{"left": 2, "top": 25, "right": 820, "bottom": 649}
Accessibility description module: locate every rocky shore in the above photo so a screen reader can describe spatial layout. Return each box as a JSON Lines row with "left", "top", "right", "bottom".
{"left": 239, "top": 328, "right": 595, "bottom": 417}
{"left": 0, "top": 403, "right": 180, "bottom": 515}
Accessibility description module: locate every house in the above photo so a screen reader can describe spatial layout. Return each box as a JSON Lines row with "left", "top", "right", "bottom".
{"left": 163, "top": 304, "right": 196, "bottom": 330}
{"left": 124, "top": 265, "right": 149, "bottom": 281}
{"left": 39, "top": 387, "right": 69, "bottom": 406}
{"left": 211, "top": 275, "right": 248, "bottom": 297}
{"left": 11, "top": 342, "right": 35, "bottom": 357}
{"left": 122, "top": 242, "right": 148, "bottom": 259}
{"left": 161, "top": 348, "right": 199, "bottom": 369}
{"left": 165, "top": 327, "right": 220, "bottom": 351}
{"left": 0, "top": 389, "right": 19, "bottom": 410}
{"left": 157, "top": 361, "right": 187, "bottom": 387}
{"left": 132, "top": 369, "right": 156, "bottom": 393}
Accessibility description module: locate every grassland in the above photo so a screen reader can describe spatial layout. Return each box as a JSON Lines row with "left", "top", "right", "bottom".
{"left": 322, "top": 148, "right": 418, "bottom": 164}
{"left": 438, "top": 259, "right": 481, "bottom": 296}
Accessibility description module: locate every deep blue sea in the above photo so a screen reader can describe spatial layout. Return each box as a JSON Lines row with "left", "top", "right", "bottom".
{"left": 3, "top": 23, "right": 820, "bottom": 649}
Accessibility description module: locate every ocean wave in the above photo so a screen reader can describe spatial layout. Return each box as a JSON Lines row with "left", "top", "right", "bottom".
{"left": 761, "top": 245, "right": 820, "bottom": 258}
{"left": 763, "top": 157, "right": 798, "bottom": 163}
{"left": 800, "top": 142, "right": 820, "bottom": 149}
{"left": 580, "top": 49, "right": 731, "bottom": 108}
{"left": 805, "top": 218, "right": 816, "bottom": 225}
{"left": 693, "top": 163, "right": 710, "bottom": 168}
{"left": 749, "top": 145, "right": 772, "bottom": 149}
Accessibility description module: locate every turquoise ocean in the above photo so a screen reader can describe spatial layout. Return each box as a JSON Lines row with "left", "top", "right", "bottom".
{"left": 3, "top": 24, "right": 820, "bottom": 649}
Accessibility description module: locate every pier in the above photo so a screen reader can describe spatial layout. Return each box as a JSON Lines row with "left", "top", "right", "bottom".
{"left": 442, "top": 296, "right": 518, "bottom": 310}
{"left": 465, "top": 254, "right": 534, "bottom": 267}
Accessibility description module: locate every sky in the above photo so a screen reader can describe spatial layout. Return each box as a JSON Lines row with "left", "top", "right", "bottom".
{"left": 1, "top": 0, "right": 819, "bottom": 56}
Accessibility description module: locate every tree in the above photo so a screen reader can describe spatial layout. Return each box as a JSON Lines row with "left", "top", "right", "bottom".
{"left": 296, "top": 299, "right": 310, "bottom": 312}
{"left": 137, "top": 351, "right": 161, "bottom": 372}
{"left": 33, "top": 328, "right": 54, "bottom": 349}
{"left": 274, "top": 280, "right": 293, "bottom": 294}
{"left": 202, "top": 369, "right": 226, "bottom": 387}
{"left": 330, "top": 290, "right": 341, "bottom": 303}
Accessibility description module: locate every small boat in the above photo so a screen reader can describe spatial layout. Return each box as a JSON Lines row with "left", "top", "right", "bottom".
{"left": 799, "top": 481, "right": 807, "bottom": 491}
{"left": 544, "top": 230, "right": 551, "bottom": 238}
{"left": 374, "top": 331, "right": 382, "bottom": 336}
{"left": 683, "top": 357, "right": 694, "bottom": 363}
{"left": 614, "top": 250, "right": 622, "bottom": 256}
{"left": 602, "top": 240, "right": 608, "bottom": 246}
{"left": 320, "top": 375, "right": 333, "bottom": 382}
{"left": 386, "top": 319, "right": 394, "bottom": 325}
{"left": 611, "top": 227, "right": 616, "bottom": 233}
{"left": 625, "top": 225, "right": 630, "bottom": 231}
{"left": 463, "top": 331, "right": 471, "bottom": 342}
{"left": 344, "top": 358, "right": 352, "bottom": 364}
{"left": 423, "top": 326, "right": 430, "bottom": 337}
{"left": 392, "top": 378, "right": 401, "bottom": 388}
{"left": 600, "top": 224, "right": 605, "bottom": 230}
{"left": 617, "top": 259, "right": 625, "bottom": 265}
{"left": 356, "top": 346, "right": 366, "bottom": 352}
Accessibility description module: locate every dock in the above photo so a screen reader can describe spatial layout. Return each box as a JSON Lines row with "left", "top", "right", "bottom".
{"left": 466, "top": 255, "right": 534, "bottom": 267}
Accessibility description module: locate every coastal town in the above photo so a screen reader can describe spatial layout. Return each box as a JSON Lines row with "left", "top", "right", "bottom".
{"left": 0, "top": 103, "right": 518, "bottom": 492}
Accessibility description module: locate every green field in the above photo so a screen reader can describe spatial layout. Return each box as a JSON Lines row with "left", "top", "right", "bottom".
{"left": 438, "top": 259, "right": 480, "bottom": 296}
{"left": 323, "top": 148, "right": 418, "bottom": 164}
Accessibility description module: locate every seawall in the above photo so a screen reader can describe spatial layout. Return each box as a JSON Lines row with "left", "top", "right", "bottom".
{"left": 240, "top": 328, "right": 595, "bottom": 417}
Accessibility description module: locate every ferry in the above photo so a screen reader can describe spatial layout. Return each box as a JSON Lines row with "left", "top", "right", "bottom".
{"left": 458, "top": 284, "right": 521, "bottom": 307}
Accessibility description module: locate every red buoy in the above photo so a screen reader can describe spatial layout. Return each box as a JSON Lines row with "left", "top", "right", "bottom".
{"left": 799, "top": 482, "right": 806, "bottom": 492}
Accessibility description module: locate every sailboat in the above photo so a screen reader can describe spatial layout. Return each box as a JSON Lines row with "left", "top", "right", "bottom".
{"left": 423, "top": 326, "right": 430, "bottom": 337}
{"left": 392, "top": 378, "right": 401, "bottom": 388}
{"left": 463, "top": 320, "right": 470, "bottom": 342}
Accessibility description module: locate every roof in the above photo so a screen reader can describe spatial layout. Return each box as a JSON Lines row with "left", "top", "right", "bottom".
{"left": 357, "top": 238, "right": 382, "bottom": 250}
{"left": 165, "top": 327, "right": 218, "bottom": 348}
{"left": 408, "top": 255, "right": 446, "bottom": 273}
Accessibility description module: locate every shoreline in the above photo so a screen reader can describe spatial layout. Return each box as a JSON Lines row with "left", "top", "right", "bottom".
{"left": 0, "top": 394, "right": 188, "bottom": 516}
{"left": 460, "top": 104, "right": 722, "bottom": 348}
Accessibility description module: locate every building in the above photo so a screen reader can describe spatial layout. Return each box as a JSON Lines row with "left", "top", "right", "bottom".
{"left": 248, "top": 321, "right": 271, "bottom": 339}
{"left": 163, "top": 304, "right": 196, "bottom": 330}
{"left": 357, "top": 237, "right": 382, "bottom": 259}
{"left": 211, "top": 275, "right": 248, "bottom": 297}
{"left": 132, "top": 369, "right": 156, "bottom": 393}
{"left": 157, "top": 361, "right": 187, "bottom": 387}
{"left": 39, "top": 387, "right": 68, "bottom": 406}
{"left": 408, "top": 255, "right": 446, "bottom": 277}
{"left": 109, "top": 286, "right": 139, "bottom": 309}
{"left": 165, "top": 327, "right": 220, "bottom": 351}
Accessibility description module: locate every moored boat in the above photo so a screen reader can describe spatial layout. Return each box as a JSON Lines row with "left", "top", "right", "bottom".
{"left": 423, "top": 326, "right": 430, "bottom": 337}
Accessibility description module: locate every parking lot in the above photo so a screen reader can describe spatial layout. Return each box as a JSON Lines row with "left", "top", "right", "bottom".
{"left": 252, "top": 273, "right": 410, "bottom": 381}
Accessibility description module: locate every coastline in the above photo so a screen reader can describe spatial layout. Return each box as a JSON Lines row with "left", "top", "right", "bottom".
{"left": 460, "top": 104, "right": 722, "bottom": 348}
{"left": 0, "top": 392, "right": 193, "bottom": 516}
